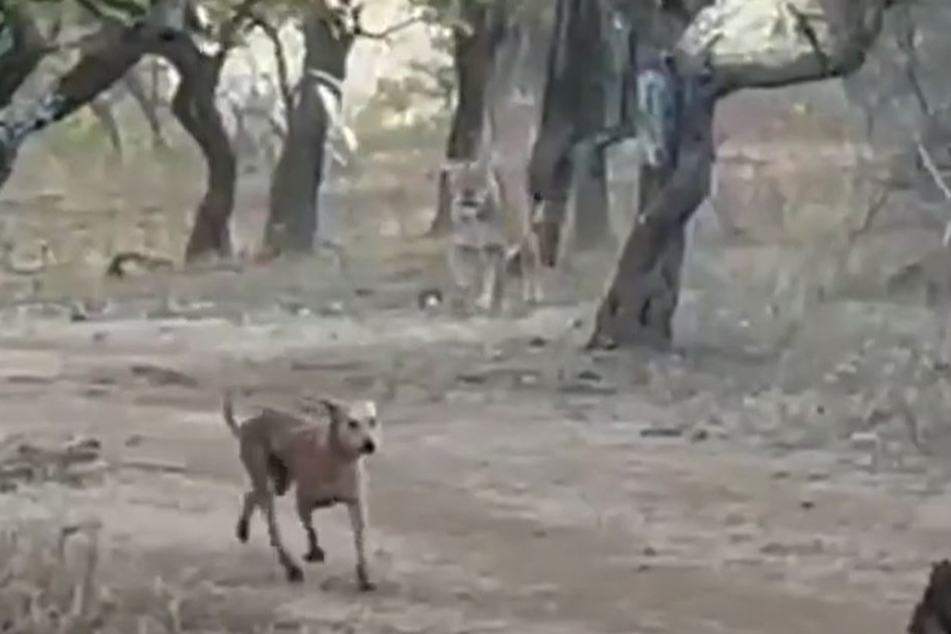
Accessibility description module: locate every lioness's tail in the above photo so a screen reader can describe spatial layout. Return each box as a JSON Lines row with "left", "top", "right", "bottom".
{"left": 222, "top": 388, "right": 240, "bottom": 438}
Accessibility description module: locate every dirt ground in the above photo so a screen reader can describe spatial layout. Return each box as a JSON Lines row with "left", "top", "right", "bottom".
{"left": 0, "top": 231, "right": 948, "bottom": 633}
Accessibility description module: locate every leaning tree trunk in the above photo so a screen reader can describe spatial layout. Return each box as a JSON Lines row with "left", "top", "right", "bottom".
{"left": 587, "top": 0, "right": 898, "bottom": 350}
{"left": 265, "top": 4, "right": 353, "bottom": 254}
{"left": 428, "top": 1, "right": 504, "bottom": 235}
{"left": 0, "top": 14, "right": 151, "bottom": 191}
{"left": 588, "top": 84, "right": 715, "bottom": 350}
{"left": 0, "top": 0, "right": 242, "bottom": 263}
{"left": 155, "top": 39, "right": 236, "bottom": 262}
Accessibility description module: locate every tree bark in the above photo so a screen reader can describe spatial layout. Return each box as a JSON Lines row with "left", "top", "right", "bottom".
{"left": 588, "top": 86, "right": 715, "bottom": 350}
{"left": 587, "top": 0, "right": 899, "bottom": 349}
{"left": 428, "top": 1, "right": 504, "bottom": 236}
{"left": 264, "top": 3, "right": 354, "bottom": 254}
{"left": 153, "top": 37, "right": 235, "bottom": 262}
{"left": 528, "top": 0, "right": 616, "bottom": 264}
{"left": 0, "top": 1, "right": 46, "bottom": 109}
{"left": 0, "top": 0, "right": 241, "bottom": 262}
{"left": 0, "top": 16, "right": 150, "bottom": 191}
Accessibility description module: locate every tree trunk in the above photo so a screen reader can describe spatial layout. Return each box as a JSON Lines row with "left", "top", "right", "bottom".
{"left": 428, "top": 1, "right": 503, "bottom": 236}
{"left": 0, "top": 17, "right": 150, "bottom": 191}
{"left": 586, "top": 0, "right": 897, "bottom": 350}
{"left": 154, "top": 39, "right": 235, "bottom": 262}
{"left": 0, "top": 2, "right": 46, "bottom": 108}
{"left": 265, "top": 4, "right": 353, "bottom": 254}
{"left": 528, "top": 0, "right": 615, "bottom": 265}
{"left": 588, "top": 88, "right": 715, "bottom": 350}
{"left": 0, "top": 1, "right": 238, "bottom": 262}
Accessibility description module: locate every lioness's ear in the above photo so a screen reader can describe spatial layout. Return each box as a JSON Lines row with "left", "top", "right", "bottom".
{"left": 319, "top": 398, "right": 346, "bottom": 425}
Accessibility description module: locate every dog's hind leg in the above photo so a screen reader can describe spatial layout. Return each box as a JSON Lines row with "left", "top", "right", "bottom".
{"left": 236, "top": 490, "right": 257, "bottom": 543}
{"left": 261, "top": 492, "right": 303, "bottom": 583}
{"left": 296, "top": 492, "right": 325, "bottom": 563}
{"left": 347, "top": 501, "right": 375, "bottom": 591}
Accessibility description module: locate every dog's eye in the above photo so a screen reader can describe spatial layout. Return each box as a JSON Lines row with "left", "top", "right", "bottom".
{"left": 348, "top": 420, "right": 359, "bottom": 430}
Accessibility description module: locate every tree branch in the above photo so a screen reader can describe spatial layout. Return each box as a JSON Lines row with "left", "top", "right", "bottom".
{"left": 677, "top": 0, "right": 894, "bottom": 95}
{"left": 355, "top": 14, "right": 425, "bottom": 42}
{"left": 915, "top": 138, "right": 951, "bottom": 247}
{"left": 248, "top": 12, "right": 292, "bottom": 122}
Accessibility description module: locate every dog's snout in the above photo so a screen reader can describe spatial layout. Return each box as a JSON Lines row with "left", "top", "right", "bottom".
{"left": 362, "top": 439, "right": 376, "bottom": 455}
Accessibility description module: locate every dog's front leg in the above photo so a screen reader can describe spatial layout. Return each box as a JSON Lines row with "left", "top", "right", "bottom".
{"left": 347, "top": 500, "right": 375, "bottom": 591}
{"left": 296, "top": 492, "right": 325, "bottom": 563}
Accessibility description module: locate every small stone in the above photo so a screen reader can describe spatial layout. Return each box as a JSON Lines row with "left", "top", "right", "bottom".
{"left": 528, "top": 336, "right": 548, "bottom": 348}
{"left": 577, "top": 369, "right": 601, "bottom": 382}
{"left": 689, "top": 427, "right": 710, "bottom": 442}
{"left": 640, "top": 426, "right": 684, "bottom": 439}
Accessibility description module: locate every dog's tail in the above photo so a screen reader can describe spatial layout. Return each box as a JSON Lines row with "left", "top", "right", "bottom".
{"left": 222, "top": 388, "right": 241, "bottom": 438}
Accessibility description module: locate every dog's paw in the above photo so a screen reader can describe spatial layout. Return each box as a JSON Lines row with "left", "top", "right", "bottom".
{"left": 286, "top": 565, "right": 304, "bottom": 584}
{"left": 304, "top": 547, "right": 326, "bottom": 563}
{"left": 357, "top": 578, "right": 377, "bottom": 592}
{"left": 236, "top": 519, "right": 249, "bottom": 543}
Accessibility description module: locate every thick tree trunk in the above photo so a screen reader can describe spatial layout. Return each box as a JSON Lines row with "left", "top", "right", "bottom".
{"left": 0, "top": 17, "right": 150, "bottom": 191}
{"left": 0, "top": 0, "right": 239, "bottom": 262}
{"left": 265, "top": 4, "right": 352, "bottom": 254}
{"left": 585, "top": 0, "right": 897, "bottom": 350}
{"left": 0, "top": 2, "right": 48, "bottom": 186}
{"left": 528, "top": 0, "right": 615, "bottom": 265}
{"left": 588, "top": 89, "right": 715, "bottom": 350}
{"left": 428, "top": 1, "right": 503, "bottom": 236}
{"left": 155, "top": 40, "right": 235, "bottom": 262}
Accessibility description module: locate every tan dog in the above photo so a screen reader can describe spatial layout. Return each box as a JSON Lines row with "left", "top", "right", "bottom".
{"left": 223, "top": 390, "right": 380, "bottom": 589}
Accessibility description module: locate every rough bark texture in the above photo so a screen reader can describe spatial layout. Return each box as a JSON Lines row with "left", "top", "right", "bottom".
{"left": 589, "top": 87, "right": 715, "bottom": 350}
{"left": 154, "top": 37, "right": 235, "bottom": 262}
{"left": 528, "top": 0, "right": 615, "bottom": 265}
{"left": 428, "top": 1, "right": 504, "bottom": 235}
{"left": 0, "top": 1, "right": 48, "bottom": 187}
{"left": 587, "top": 0, "right": 900, "bottom": 349}
{"left": 0, "top": 15, "right": 149, "bottom": 192}
{"left": 0, "top": 1, "right": 46, "bottom": 108}
{"left": 265, "top": 3, "right": 353, "bottom": 254}
{"left": 0, "top": 0, "right": 240, "bottom": 262}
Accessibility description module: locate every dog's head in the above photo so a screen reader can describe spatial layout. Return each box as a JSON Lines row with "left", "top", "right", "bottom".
{"left": 322, "top": 397, "right": 381, "bottom": 457}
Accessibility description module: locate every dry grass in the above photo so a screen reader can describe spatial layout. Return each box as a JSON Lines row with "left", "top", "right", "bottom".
{"left": 0, "top": 522, "right": 108, "bottom": 633}
{"left": 0, "top": 523, "right": 283, "bottom": 633}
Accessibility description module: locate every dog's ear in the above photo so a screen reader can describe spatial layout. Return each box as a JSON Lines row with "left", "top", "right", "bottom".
{"left": 319, "top": 398, "right": 347, "bottom": 425}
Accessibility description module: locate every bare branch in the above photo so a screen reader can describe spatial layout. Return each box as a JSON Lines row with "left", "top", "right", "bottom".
{"left": 355, "top": 14, "right": 425, "bottom": 43}
{"left": 915, "top": 138, "right": 951, "bottom": 246}
{"left": 215, "top": 0, "right": 263, "bottom": 60}
{"left": 248, "top": 12, "right": 292, "bottom": 122}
